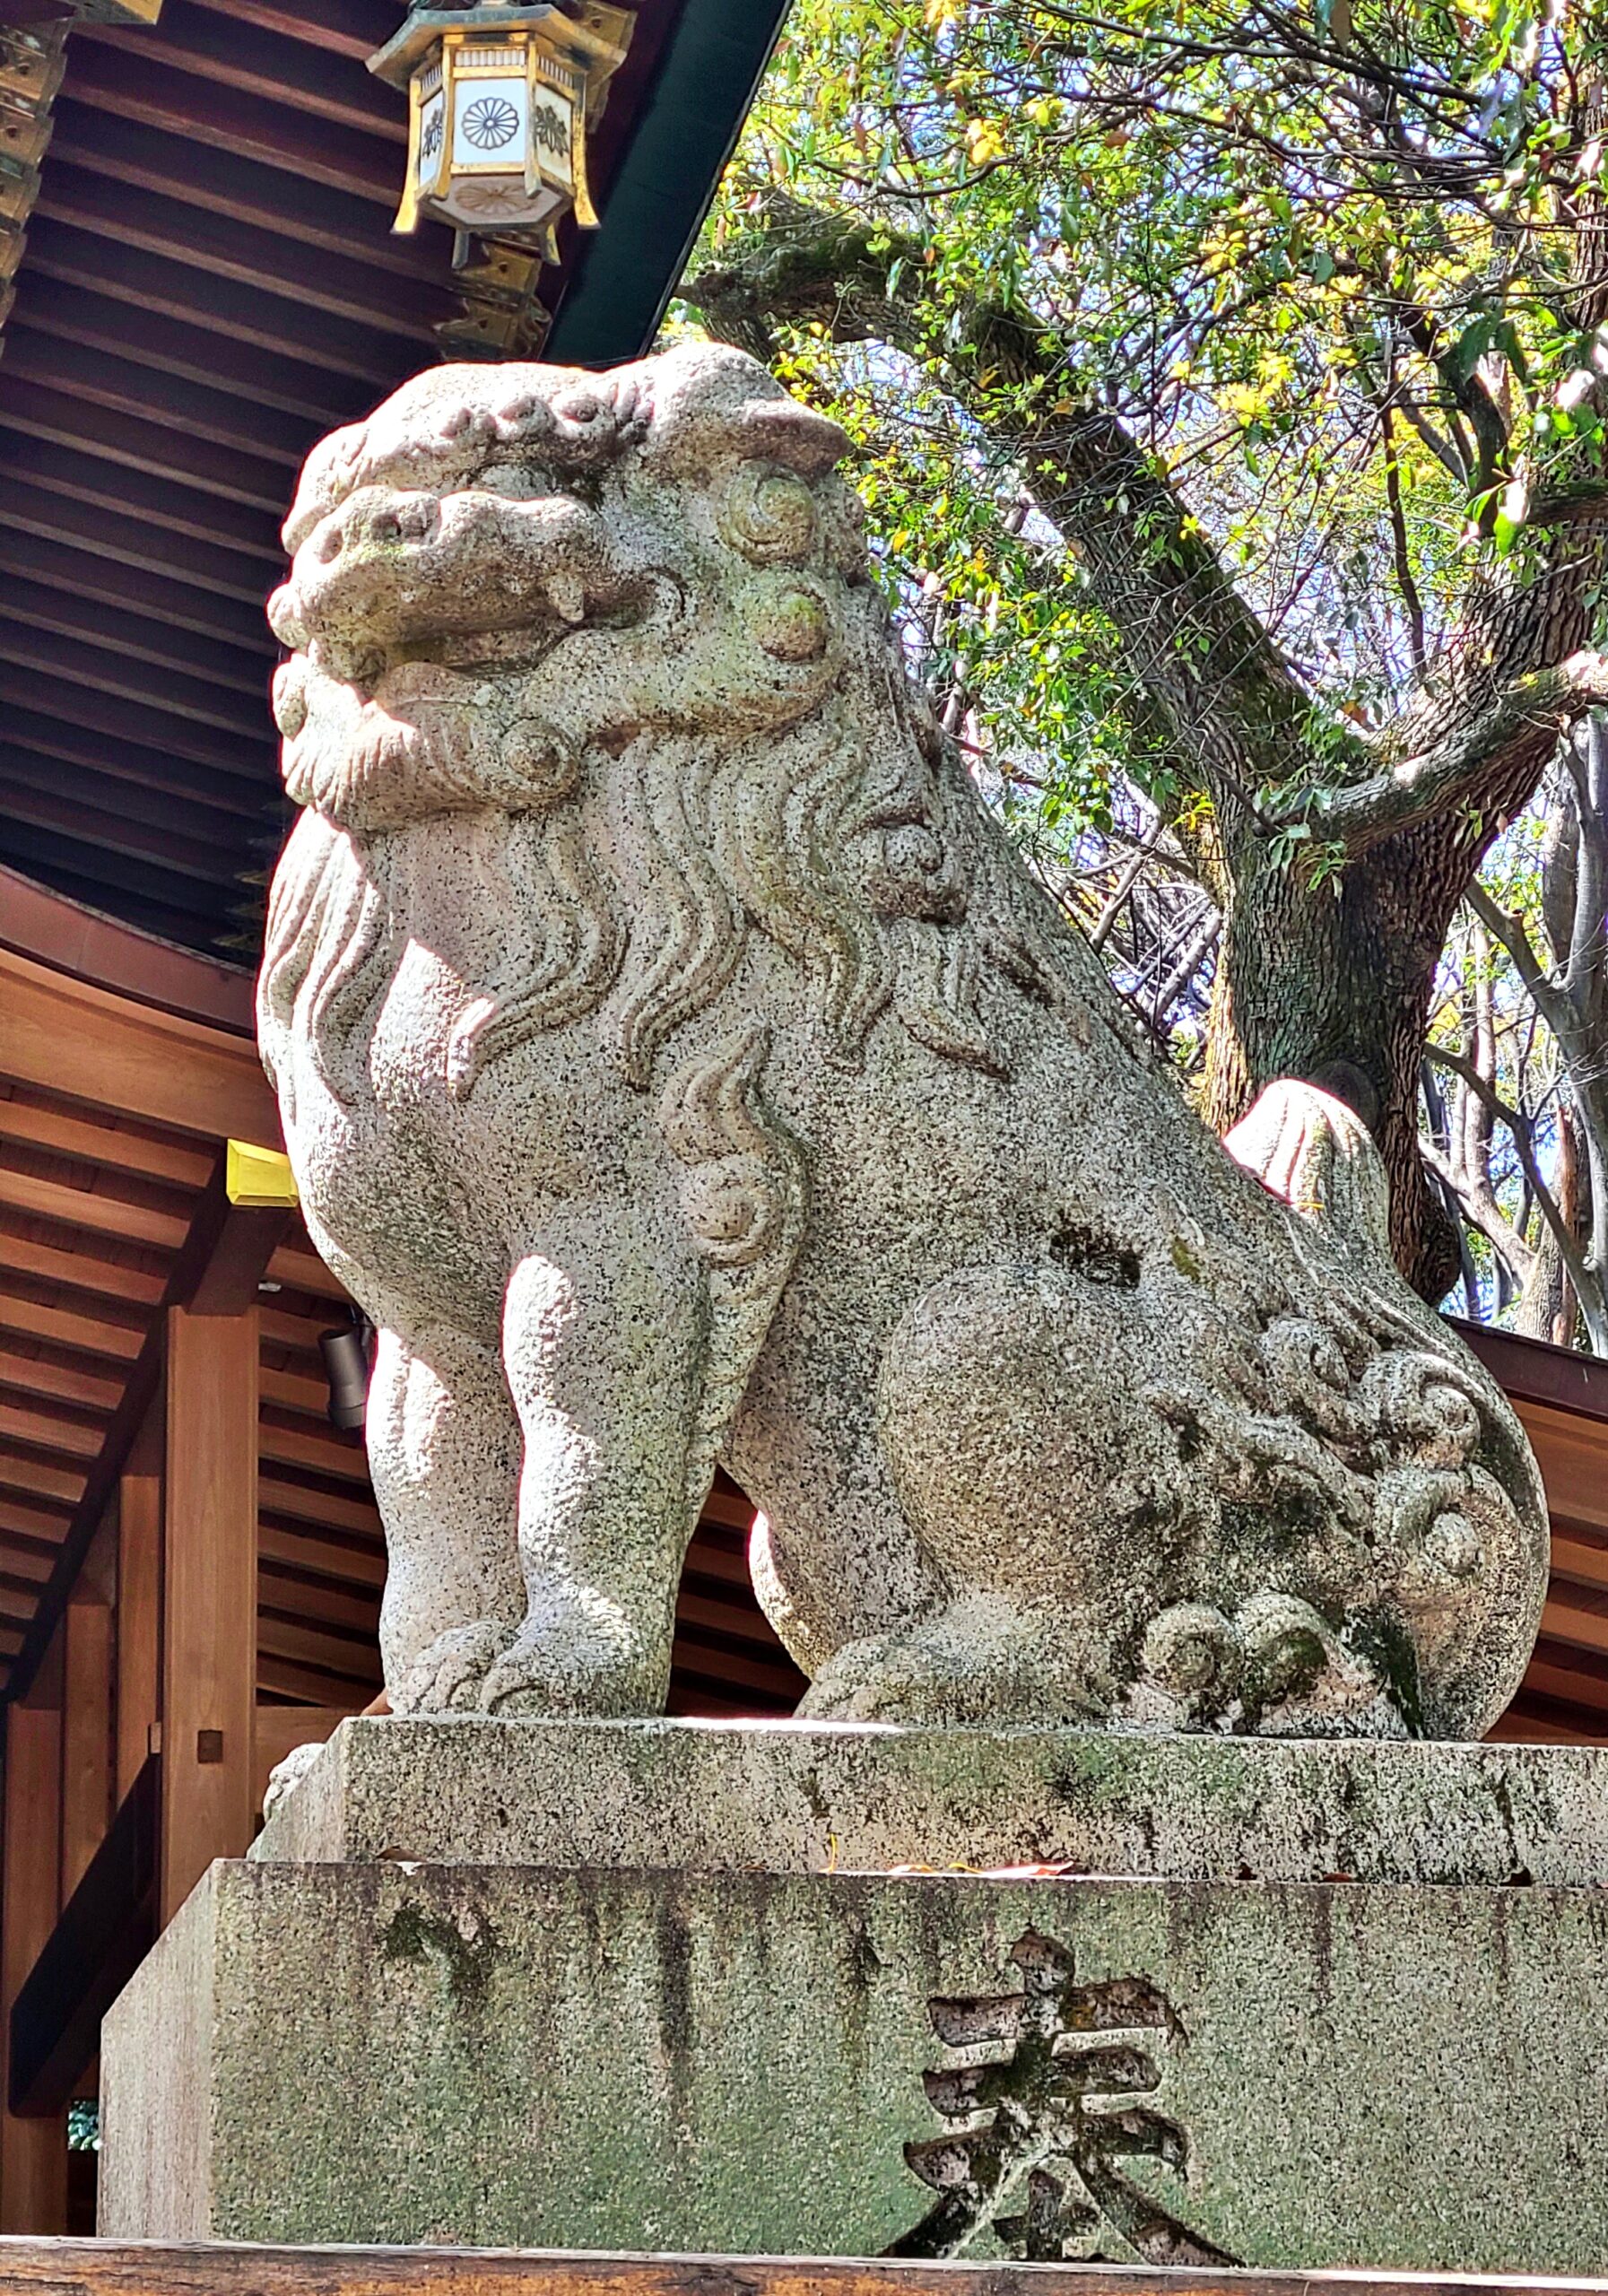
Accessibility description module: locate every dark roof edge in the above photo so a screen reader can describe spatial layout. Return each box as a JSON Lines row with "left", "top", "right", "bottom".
{"left": 0, "top": 865, "right": 256, "bottom": 1036}
{"left": 545, "top": 0, "right": 791, "bottom": 368}
{"left": 1449, "top": 1314, "right": 1608, "bottom": 1424}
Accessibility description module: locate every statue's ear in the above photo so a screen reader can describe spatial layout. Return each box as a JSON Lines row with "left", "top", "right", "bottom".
{"left": 639, "top": 342, "right": 850, "bottom": 479}
{"left": 734, "top": 401, "right": 850, "bottom": 475}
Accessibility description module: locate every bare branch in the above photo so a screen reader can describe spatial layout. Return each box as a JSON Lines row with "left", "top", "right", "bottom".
{"left": 1427, "top": 1045, "right": 1596, "bottom": 1300}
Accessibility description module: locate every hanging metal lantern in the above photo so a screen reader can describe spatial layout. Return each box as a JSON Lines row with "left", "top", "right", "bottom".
{"left": 369, "top": 5, "right": 633, "bottom": 251}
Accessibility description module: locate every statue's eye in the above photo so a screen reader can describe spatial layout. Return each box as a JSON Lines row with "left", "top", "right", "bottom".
{"left": 718, "top": 462, "right": 816, "bottom": 564}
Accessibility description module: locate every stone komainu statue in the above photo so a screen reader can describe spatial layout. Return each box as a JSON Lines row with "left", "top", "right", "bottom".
{"left": 259, "top": 343, "right": 1547, "bottom": 1738}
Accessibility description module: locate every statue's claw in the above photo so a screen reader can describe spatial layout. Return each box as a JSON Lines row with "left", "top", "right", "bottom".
{"left": 392, "top": 1620, "right": 513, "bottom": 1715}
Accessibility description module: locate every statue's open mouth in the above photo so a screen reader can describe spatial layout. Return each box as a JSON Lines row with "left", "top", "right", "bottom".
{"left": 271, "top": 483, "right": 639, "bottom": 665}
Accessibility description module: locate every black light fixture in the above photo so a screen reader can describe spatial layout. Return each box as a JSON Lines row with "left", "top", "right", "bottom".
{"left": 319, "top": 1309, "right": 374, "bottom": 1434}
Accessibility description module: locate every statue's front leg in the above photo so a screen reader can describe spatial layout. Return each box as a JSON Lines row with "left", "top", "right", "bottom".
{"left": 479, "top": 1202, "right": 704, "bottom": 1716}
{"left": 367, "top": 1318, "right": 526, "bottom": 1713}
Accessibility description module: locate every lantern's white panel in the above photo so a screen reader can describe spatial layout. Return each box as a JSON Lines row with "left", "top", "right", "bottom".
{"left": 529, "top": 81, "right": 574, "bottom": 188}
{"left": 453, "top": 72, "right": 528, "bottom": 170}
{"left": 417, "top": 78, "right": 446, "bottom": 185}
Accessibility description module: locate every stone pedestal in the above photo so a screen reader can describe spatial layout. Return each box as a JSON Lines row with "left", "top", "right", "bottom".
{"left": 100, "top": 1719, "right": 1608, "bottom": 2268}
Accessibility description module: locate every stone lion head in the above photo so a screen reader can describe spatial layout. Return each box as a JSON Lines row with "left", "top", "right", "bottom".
{"left": 267, "top": 343, "right": 883, "bottom": 830}
{"left": 263, "top": 342, "right": 1058, "bottom": 1108}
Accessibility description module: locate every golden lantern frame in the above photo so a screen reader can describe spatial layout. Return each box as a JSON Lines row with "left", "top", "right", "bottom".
{"left": 369, "top": 5, "right": 632, "bottom": 247}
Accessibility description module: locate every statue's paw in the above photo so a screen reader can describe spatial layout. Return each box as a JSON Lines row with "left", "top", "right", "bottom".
{"left": 799, "top": 1611, "right": 1103, "bottom": 1728}
{"left": 476, "top": 1621, "right": 645, "bottom": 1717}
{"left": 393, "top": 1620, "right": 513, "bottom": 1715}
{"left": 262, "top": 1738, "right": 326, "bottom": 1822}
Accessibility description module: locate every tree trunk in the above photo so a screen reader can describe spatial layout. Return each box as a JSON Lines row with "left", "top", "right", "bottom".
{"left": 1513, "top": 1101, "right": 1578, "bottom": 1344}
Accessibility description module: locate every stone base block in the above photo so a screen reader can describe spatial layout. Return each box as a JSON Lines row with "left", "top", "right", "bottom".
{"left": 252, "top": 1714, "right": 1608, "bottom": 1885}
{"left": 101, "top": 1855, "right": 1608, "bottom": 2269}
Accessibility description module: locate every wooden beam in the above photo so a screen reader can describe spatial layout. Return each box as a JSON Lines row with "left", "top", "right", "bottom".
{"left": 6, "top": 2248, "right": 1580, "bottom": 2296}
{"left": 4, "top": 303, "right": 319, "bottom": 465}
{"left": 0, "top": 1501, "right": 70, "bottom": 1551}
{"left": 265, "top": 1240, "right": 346, "bottom": 1300}
{"left": 0, "top": 1292, "right": 143, "bottom": 1367}
{"left": 32, "top": 168, "right": 446, "bottom": 350}
{"left": 0, "top": 1156, "right": 272, "bottom": 1720}
{"left": 47, "top": 97, "right": 455, "bottom": 266}
{"left": 0, "top": 1097, "right": 213, "bottom": 1190}
{"left": 259, "top": 1415, "right": 369, "bottom": 1486}
{"left": 0, "top": 1231, "right": 164, "bottom": 1313}
{"left": 0, "top": 1165, "right": 187, "bottom": 1253}
{"left": 258, "top": 1566, "right": 377, "bottom": 1639}
{"left": 0, "top": 428, "right": 283, "bottom": 562}
{"left": 0, "top": 1405, "right": 101, "bottom": 1466}
{"left": 58, "top": 1596, "right": 113, "bottom": 1902}
{"left": 83, "top": 9, "right": 405, "bottom": 140}
{"left": 0, "top": 472, "right": 271, "bottom": 608}
{"left": 0, "top": 614, "right": 271, "bottom": 740}
{"left": 259, "top": 1474, "right": 381, "bottom": 1540}
{"left": 0, "top": 657, "right": 275, "bottom": 780}
{"left": 0, "top": 1456, "right": 84, "bottom": 1510}
{"left": 257, "top": 1519, "right": 385, "bottom": 1594}
{"left": 0, "top": 944, "right": 278, "bottom": 1146}
{"left": 0, "top": 744, "right": 262, "bottom": 866}
{"left": 0, "top": 1351, "right": 121, "bottom": 1415}
{"left": 0, "top": 718, "right": 265, "bottom": 855}
{"left": 0, "top": 1696, "right": 65, "bottom": 2230}
{"left": 256, "top": 1650, "right": 380, "bottom": 1706}
{"left": 183, "top": 1166, "right": 292, "bottom": 1321}
{"left": 160, "top": 1304, "right": 257, "bottom": 1923}
{"left": 0, "top": 370, "right": 291, "bottom": 515}
{"left": 115, "top": 1433, "right": 161, "bottom": 1805}
{"left": 58, "top": 40, "right": 401, "bottom": 204}
{"left": 0, "top": 768, "right": 239, "bottom": 892}
{"left": 255, "top": 1611, "right": 379, "bottom": 1688}
{"left": 0, "top": 521, "right": 274, "bottom": 657}
{"left": 8, "top": 1757, "right": 158, "bottom": 2122}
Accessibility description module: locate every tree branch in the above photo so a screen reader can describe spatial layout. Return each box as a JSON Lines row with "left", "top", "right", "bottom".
{"left": 1290, "top": 649, "right": 1608, "bottom": 849}
{"left": 1463, "top": 879, "right": 1580, "bottom": 1054}
{"left": 683, "top": 193, "right": 1325, "bottom": 833}
{"left": 1420, "top": 1135, "right": 1536, "bottom": 1287}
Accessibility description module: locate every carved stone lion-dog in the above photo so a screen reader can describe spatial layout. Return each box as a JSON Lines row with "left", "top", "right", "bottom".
{"left": 258, "top": 342, "right": 1546, "bottom": 1738}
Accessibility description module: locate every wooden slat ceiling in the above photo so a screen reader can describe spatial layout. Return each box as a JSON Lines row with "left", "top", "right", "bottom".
{"left": 0, "top": 0, "right": 686, "bottom": 961}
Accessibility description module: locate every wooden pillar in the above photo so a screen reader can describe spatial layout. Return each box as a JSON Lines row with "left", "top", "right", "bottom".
{"left": 160, "top": 1305, "right": 257, "bottom": 1926}
{"left": 58, "top": 1596, "right": 113, "bottom": 1904}
{"left": 0, "top": 1666, "right": 66, "bottom": 2231}
{"left": 115, "top": 1425, "right": 161, "bottom": 1807}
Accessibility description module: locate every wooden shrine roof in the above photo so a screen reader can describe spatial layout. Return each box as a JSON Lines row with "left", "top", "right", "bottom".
{"left": 0, "top": 0, "right": 786, "bottom": 961}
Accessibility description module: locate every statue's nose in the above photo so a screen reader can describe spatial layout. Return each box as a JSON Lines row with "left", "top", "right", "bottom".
{"left": 311, "top": 491, "right": 439, "bottom": 566}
